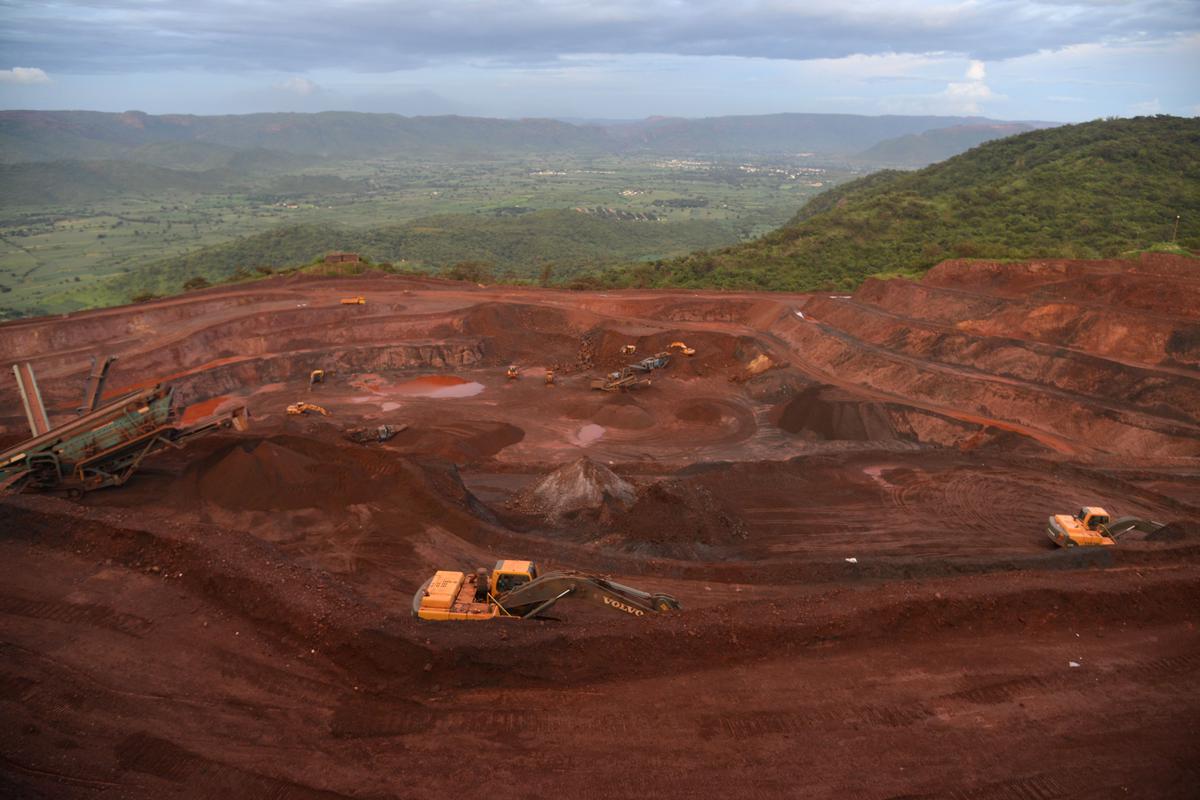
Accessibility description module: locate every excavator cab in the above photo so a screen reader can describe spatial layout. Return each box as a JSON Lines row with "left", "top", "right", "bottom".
{"left": 1077, "top": 508, "right": 1110, "bottom": 530}
{"left": 490, "top": 560, "right": 538, "bottom": 594}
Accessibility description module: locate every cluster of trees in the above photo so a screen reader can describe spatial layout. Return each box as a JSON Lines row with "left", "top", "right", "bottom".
{"left": 112, "top": 208, "right": 738, "bottom": 299}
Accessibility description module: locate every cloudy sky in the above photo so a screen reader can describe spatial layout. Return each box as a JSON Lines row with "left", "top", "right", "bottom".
{"left": 1, "top": 0, "right": 1197, "bottom": 120}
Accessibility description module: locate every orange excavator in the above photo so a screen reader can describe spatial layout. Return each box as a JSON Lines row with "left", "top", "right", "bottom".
{"left": 1046, "top": 506, "right": 1165, "bottom": 547}
{"left": 668, "top": 341, "right": 696, "bottom": 356}
{"left": 286, "top": 402, "right": 330, "bottom": 416}
{"left": 413, "top": 559, "right": 680, "bottom": 620}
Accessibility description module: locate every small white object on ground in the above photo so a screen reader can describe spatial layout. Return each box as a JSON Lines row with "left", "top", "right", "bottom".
{"left": 1069, "top": 661, "right": 1081, "bottom": 668}
{"left": 845, "top": 557, "right": 858, "bottom": 564}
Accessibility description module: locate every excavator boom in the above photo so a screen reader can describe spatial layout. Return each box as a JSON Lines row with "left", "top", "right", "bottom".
{"left": 497, "top": 571, "right": 680, "bottom": 617}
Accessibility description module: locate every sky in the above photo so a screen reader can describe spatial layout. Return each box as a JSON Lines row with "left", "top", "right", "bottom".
{"left": 0, "top": 1, "right": 1197, "bottom": 121}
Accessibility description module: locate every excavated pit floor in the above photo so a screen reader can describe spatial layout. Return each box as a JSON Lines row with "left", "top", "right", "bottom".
{"left": 2, "top": 259, "right": 1199, "bottom": 798}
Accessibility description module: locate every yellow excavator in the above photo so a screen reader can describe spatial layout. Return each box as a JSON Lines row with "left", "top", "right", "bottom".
{"left": 668, "top": 341, "right": 696, "bottom": 356}
{"left": 340, "top": 296, "right": 366, "bottom": 305}
{"left": 1047, "top": 506, "right": 1165, "bottom": 547}
{"left": 286, "top": 401, "right": 330, "bottom": 416}
{"left": 413, "top": 559, "right": 681, "bottom": 620}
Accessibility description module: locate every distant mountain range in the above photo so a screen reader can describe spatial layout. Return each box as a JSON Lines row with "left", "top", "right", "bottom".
{"left": 852, "top": 123, "right": 1040, "bottom": 167}
{"left": 0, "top": 109, "right": 1053, "bottom": 165}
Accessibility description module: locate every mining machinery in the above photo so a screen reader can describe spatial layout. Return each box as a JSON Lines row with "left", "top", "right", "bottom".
{"left": 668, "top": 341, "right": 696, "bottom": 356}
{"left": 1, "top": 359, "right": 247, "bottom": 496}
{"left": 413, "top": 559, "right": 681, "bottom": 620}
{"left": 343, "top": 423, "right": 406, "bottom": 444}
{"left": 590, "top": 371, "right": 650, "bottom": 392}
{"left": 286, "top": 402, "right": 330, "bottom": 416}
{"left": 590, "top": 351, "right": 672, "bottom": 392}
{"left": 1047, "top": 506, "right": 1166, "bottom": 547}
{"left": 340, "top": 296, "right": 366, "bottom": 305}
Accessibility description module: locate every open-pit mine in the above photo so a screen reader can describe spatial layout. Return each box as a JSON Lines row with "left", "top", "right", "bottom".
{"left": 2, "top": 253, "right": 1198, "bottom": 798}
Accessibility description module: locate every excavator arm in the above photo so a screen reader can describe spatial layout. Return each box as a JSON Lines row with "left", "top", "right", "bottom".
{"left": 495, "top": 571, "right": 680, "bottom": 618}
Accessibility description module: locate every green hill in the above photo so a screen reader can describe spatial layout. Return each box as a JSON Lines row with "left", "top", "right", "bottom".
{"left": 110, "top": 209, "right": 740, "bottom": 296}
{"left": 611, "top": 116, "right": 1200, "bottom": 291}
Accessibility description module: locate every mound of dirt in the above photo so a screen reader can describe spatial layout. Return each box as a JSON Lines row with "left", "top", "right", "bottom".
{"left": 173, "top": 434, "right": 493, "bottom": 529}
{"left": 191, "top": 439, "right": 323, "bottom": 512}
{"left": 605, "top": 479, "right": 749, "bottom": 557}
{"left": 592, "top": 396, "right": 655, "bottom": 429}
{"left": 771, "top": 385, "right": 899, "bottom": 441}
{"left": 1146, "top": 520, "right": 1200, "bottom": 542}
{"left": 508, "top": 456, "right": 636, "bottom": 522}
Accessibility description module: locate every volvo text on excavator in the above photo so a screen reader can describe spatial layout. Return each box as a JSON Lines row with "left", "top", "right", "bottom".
{"left": 412, "top": 560, "right": 681, "bottom": 620}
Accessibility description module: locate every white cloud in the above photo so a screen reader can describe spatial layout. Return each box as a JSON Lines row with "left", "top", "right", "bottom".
{"left": 943, "top": 79, "right": 996, "bottom": 113}
{"left": 1129, "top": 97, "right": 1161, "bottom": 114}
{"left": 277, "top": 77, "right": 319, "bottom": 95}
{"left": 938, "top": 58, "right": 997, "bottom": 113}
{"left": 0, "top": 66, "right": 51, "bottom": 84}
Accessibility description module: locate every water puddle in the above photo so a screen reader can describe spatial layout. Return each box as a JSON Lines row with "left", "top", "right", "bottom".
{"left": 575, "top": 423, "right": 606, "bottom": 444}
{"left": 381, "top": 401, "right": 402, "bottom": 412}
{"left": 394, "top": 375, "right": 485, "bottom": 398}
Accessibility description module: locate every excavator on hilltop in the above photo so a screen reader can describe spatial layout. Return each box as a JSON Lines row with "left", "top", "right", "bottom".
{"left": 413, "top": 559, "right": 681, "bottom": 620}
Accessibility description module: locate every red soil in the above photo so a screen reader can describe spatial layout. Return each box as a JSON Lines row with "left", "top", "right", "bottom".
{"left": 1, "top": 255, "right": 1199, "bottom": 798}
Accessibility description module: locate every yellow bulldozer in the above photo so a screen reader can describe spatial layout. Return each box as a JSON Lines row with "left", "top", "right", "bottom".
{"left": 340, "top": 296, "right": 366, "bottom": 305}
{"left": 413, "top": 559, "right": 680, "bottom": 620}
{"left": 1046, "top": 506, "right": 1165, "bottom": 547}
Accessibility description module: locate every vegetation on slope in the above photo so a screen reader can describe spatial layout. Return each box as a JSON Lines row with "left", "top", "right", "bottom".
{"left": 606, "top": 116, "right": 1200, "bottom": 291}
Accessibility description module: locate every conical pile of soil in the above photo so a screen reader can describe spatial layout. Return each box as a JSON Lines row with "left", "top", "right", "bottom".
{"left": 192, "top": 439, "right": 323, "bottom": 512}
{"left": 509, "top": 456, "right": 635, "bottom": 522}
